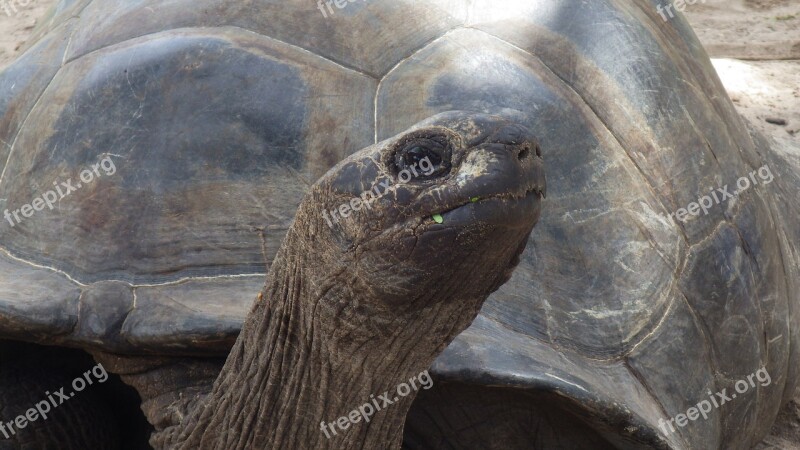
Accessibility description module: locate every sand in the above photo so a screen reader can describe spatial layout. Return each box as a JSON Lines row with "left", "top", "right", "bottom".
{"left": 685, "top": 0, "right": 800, "bottom": 145}
{"left": 0, "top": 0, "right": 54, "bottom": 69}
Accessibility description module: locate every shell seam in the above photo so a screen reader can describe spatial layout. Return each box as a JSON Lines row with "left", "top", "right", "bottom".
{"left": 0, "top": 244, "right": 264, "bottom": 288}
{"left": 373, "top": 27, "right": 465, "bottom": 143}
{"left": 62, "top": 25, "right": 378, "bottom": 81}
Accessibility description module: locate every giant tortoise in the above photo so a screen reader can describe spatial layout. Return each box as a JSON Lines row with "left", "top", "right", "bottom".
{"left": 1, "top": 0, "right": 798, "bottom": 449}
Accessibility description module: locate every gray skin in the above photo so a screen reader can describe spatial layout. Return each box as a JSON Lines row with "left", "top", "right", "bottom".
{"left": 0, "top": 112, "right": 545, "bottom": 449}
{"left": 171, "top": 113, "right": 544, "bottom": 449}
{"left": 1, "top": 111, "right": 545, "bottom": 449}
{"left": 1, "top": 0, "right": 799, "bottom": 449}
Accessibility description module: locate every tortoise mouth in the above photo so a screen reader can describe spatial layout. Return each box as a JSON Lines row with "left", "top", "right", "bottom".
{"left": 425, "top": 187, "right": 544, "bottom": 229}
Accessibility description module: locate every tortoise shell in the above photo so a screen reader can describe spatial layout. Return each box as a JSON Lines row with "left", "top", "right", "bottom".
{"left": 1, "top": 1, "right": 797, "bottom": 448}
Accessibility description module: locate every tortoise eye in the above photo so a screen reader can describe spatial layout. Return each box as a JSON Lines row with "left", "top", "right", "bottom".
{"left": 393, "top": 135, "right": 451, "bottom": 180}
{"left": 404, "top": 146, "right": 441, "bottom": 167}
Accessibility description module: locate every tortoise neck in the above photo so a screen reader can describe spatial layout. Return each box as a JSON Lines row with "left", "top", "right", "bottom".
{"left": 174, "top": 228, "right": 422, "bottom": 449}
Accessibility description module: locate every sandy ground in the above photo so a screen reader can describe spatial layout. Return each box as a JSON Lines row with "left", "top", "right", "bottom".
{"left": 1, "top": 0, "right": 799, "bottom": 448}
{"left": 0, "top": 0, "right": 54, "bottom": 68}
{"left": 687, "top": 0, "right": 800, "bottom": 60}
{"left": 685, "top": 0, "right": 800, "bottom": 144}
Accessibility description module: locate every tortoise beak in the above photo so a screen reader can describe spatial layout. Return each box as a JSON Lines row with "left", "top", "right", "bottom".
{"left": 481, "top": 122, "right": 546, "bottom": 201}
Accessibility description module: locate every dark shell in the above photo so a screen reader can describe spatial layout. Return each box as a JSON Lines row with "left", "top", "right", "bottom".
{"left": 0, "top": 1, "right": 797, "bottom": 448}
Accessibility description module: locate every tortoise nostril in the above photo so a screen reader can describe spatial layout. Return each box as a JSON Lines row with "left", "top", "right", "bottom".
{"left": 518, "top": 145, "right": 530, "bottom": 161}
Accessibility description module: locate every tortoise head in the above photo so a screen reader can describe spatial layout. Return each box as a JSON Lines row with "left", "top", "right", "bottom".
{"left": 299, "top": 111, "right": 545, "bottom": 324}
{"left": 179, "top": 112, "right": 546, "bottom": 449}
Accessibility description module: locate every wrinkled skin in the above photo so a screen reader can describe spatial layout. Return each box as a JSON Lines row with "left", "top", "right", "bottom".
{"left": 165, "top": 112, "right": 544, "bottom": 449}
{"left": 0, "top": 112, "right": 544, "bottom": 449}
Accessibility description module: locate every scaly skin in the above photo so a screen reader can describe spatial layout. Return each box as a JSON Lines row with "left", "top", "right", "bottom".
{"left": 170, "top": 111, "right": 545, "bottom": 449}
